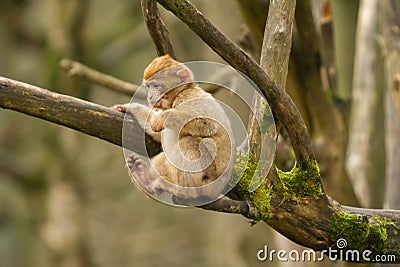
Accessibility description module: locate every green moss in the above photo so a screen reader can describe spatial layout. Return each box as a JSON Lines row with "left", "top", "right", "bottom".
{"left": 374, "top": 216, "right": 388, "bottom": 246}
{"left": 232, "top": 155, "right": 324, "bottom": 221}
{"left": 330, "top": 211, "right": 370, "bottom": 249}
{"left": 276, "top": 160, "right": 323, "bottom": 202}
{"left": 330, "top": 211, "right": 395, "bottom": 251}
{"left": 232, "top": 153, "right": 274, "bottom": 221}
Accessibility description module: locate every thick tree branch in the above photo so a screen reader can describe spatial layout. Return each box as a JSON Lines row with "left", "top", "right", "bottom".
{"left": 156, "top": 0, "right": 314, "bottom": 162}
{"left": 0, "top": 76, "right": 160, "bottom": 157}
{"left": 379, "top": 0, "right": 400, "bottom": 210}
{"left": 294, "top": 0, "right": 358, "bottom": 205}
{"left": 257, "top": 0, "right": 296, "bottom": 159}
{"left": 141, "top": 0, "right": 176, "bottom": 58}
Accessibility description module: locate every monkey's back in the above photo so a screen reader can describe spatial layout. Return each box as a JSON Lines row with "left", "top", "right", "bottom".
{"left": 171, "top": 86, "right": 235, "bottom": 190}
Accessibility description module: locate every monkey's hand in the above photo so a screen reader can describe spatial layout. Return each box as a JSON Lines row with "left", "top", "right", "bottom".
{"left": 111, "top": 103, "right": 130, "bottom": 113}
{"left": 111, "top": 103, "right": 150, "bottom": 123}
{"left": 150, "top": 110, "right": 172, "bottom": 132}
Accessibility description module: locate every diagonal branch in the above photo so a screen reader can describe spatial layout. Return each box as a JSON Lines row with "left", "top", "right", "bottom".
{"left": 141, "top": 0, "right": 176, "bottom": 58}
{"left": 156, "top": 0, "right": 314, "bottom": 162}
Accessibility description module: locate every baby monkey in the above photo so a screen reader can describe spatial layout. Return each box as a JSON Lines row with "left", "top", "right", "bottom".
{"left": 114, "top": 55, "right": 234, "bottom": 204}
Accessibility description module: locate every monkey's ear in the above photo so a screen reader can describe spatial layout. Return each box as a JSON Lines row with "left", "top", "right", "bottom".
{"left": 176, "top": 67, "right": 194, "bottom": 83}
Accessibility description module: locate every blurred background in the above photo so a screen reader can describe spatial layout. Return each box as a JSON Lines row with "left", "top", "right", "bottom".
{"left": 1, "top": 0, "right": 399, "bottom": 267}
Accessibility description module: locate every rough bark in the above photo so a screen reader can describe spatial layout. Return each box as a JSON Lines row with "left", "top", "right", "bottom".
{"left": 0, "top": 77, "right": 160, "bottom": 157}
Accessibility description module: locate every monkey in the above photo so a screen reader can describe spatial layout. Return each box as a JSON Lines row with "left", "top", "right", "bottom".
{"left": 113, "top": 55, "right": 235, "bottom": 204}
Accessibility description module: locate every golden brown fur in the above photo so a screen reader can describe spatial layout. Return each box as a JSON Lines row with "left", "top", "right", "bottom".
{"left": 114, "top": 55, "right": 234, "bottom": 202}
{"left": 143, "top": 55, "right": 180, "bottom": 81}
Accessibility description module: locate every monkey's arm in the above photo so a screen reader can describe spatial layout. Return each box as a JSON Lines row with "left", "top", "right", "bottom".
{"left": 151, "top": 109, "right": 218, "bottom": 137}
{"left": 149, "top": 109, "right": 172, "bottom": 132}
{"left": 112, "top": 103, "right": 161, "bottom": 142}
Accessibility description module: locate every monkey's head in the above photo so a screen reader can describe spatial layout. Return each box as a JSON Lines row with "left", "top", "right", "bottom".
{"left": 143, "top": 55, "right": 194, "bottom": 109}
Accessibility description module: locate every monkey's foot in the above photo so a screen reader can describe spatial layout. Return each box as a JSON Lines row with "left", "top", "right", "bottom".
{"left": 126, "top": 155, "right": 149, "bottom": 186}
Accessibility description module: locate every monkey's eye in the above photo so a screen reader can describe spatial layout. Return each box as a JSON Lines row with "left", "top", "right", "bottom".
{"left": 146, "top": 82, "right": 162, "bottom": 91}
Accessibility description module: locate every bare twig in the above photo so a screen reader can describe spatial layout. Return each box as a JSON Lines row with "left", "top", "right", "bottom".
{"left": 59, "top": 59, "right": 140, "bottom": 96}
{"left": 156, "top": 0, "right": 315, "bottom": 162}
{"left": 141, "top": 0, "right": 176, "bottom": 58}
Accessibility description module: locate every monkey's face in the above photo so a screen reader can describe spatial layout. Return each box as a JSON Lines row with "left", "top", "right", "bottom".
{"left": 145, "top": 80, "right": 167, "bottom": 108}
{"left": 144, "top": 78, "right": 188, "bottom": 110}
{"left": 144, "top": 65, "right": 194, "bottom": 109}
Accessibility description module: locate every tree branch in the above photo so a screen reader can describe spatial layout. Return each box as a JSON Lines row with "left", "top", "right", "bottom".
{"left": 200, "top": 197, "right": 260, "bottom": 218}
{"left": 235, "top": 0, "right": 269, "bottom": 47}
{"left": 141, "top": 0, "right": 176, "bottom": 58}
{"left": 294, "top": 0, "right": 358, "bottom": 205}
{"left": 0, "top": 76, "right": 160, "bottom": 157}
{"left": 260, "top": 0, "right": 295, "bottom": 88}
{"left": 59, "top": 58, "right": 140, "bottom": 96}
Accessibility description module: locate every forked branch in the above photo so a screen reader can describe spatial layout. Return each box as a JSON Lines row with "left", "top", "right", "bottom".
{"left": 156, "top": 0, "right": 314, "bottom": 162}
